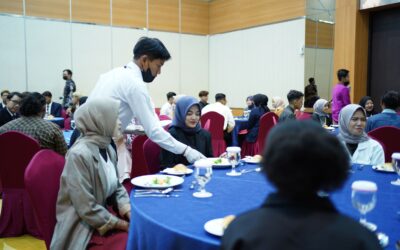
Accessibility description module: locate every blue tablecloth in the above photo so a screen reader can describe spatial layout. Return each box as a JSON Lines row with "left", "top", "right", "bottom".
{"left": 63, "top": 130, "right": 73, "bottom": 146}
{"left": 46, "top": 117, "right": 64, "bottom": 128}
{"left": 127, "top": 164, "right": 400, "bottom": 250}
{"left": 232, "top": 118, "right": 248, "bottom": 146}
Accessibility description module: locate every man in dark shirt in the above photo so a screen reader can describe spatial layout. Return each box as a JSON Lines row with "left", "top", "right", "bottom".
{"left": 42, "top": 91, "right": 63, "bottom": 117}
{"left": 62, "top": 69, "right": 76, "bottom": 109}
{"left": 279, "top": 90, "right": 304, "bottom": 123}
{"left": 366, "top": 90, "right": 400, "bottom": 132}
{"left": 1, "top": 90, "right": 10, "bottom": 110}
{"left": 0, "top": 92, "right": 22, "bottom": 127}
{"left": 198, "top": 90, "right": 209, "bottom": 111}
{"left": 304, "top": 77, "right": 318, "bottom": 108}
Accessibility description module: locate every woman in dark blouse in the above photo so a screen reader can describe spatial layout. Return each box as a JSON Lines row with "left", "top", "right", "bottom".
{"left": 359, "top": 96, "right": 377, "bottom": 118}
{"left": 244, "top": 94, "right": 270, "bottom": 143}
{"left": 160, "top": 96, "right": 213, "bottom": 168}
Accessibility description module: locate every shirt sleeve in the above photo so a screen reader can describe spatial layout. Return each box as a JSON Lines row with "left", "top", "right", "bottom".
{"left": 123, "top": 84, "right": 186, "bottom": 154}
{"left": 342, "top": 87, "right": 351, "bottom": 106}
{"left": 226, "top": 107, "right": 235, "bottom": 128}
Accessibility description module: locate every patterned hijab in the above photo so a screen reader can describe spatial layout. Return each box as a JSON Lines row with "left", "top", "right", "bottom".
{"left": 170, "top": 96, "right": 201, "bottom": 134}
{"left": 338, "top": 104, "right": 369, "bottom": 144}
{"left": 313, "top": 99, "right": 329, "bottom": 116}
{"left": 272, "top": 96, "right": 285, "bottom": 109}
{"left": 74, "top": 97, "right": 119, "bottom": 148}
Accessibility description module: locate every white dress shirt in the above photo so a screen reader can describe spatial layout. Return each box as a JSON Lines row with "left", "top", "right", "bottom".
{"left": 160, "top": 102, "right": 174, "bottom": 119}
{"left": 342, "top": 139, "right": 385, "bottom": 165}
{"left": 201, "top": 102, "right": 235, "bottom": 130}
{"left": 90, "top": 62, "right": 186, "bottom": 154}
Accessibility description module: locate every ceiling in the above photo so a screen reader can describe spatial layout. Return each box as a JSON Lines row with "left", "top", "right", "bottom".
{"left": 306, "top": 0, "right": 336, "bottom": 23}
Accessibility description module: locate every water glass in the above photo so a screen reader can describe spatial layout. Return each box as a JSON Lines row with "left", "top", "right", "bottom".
{"left": 351, "top": 180, "right": 377, "bottom": 231}
{"left": 226, "top": 146, "right": 241, "bottom": 176}
{"left": 192, "top": 159, "right": 213, "bottom": 198}
{"left": 71, "top": 120, "right": 76, "bottom": 130}
{"left": 391, "top": 152, "right": 400, "bottom": 186}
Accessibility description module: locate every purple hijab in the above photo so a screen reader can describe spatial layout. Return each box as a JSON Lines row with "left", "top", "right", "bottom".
{"left": 170, "top": 96, "right": 201, "bottom": 134}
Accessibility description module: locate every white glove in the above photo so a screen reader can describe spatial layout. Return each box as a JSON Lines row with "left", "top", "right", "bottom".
{"left": 183, "top": 146, "right": 206, "bottom": 163}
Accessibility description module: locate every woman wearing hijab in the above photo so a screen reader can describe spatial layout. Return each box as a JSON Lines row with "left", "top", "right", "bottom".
{"left": 160, "top": 96, "right": 213, "bottom": 168}
{"left": 244, "top": 94, "right": 270, "bottom": 143}
{"left": 312, "top": 99, "right": 330, "bottom": 126}
{"left": 51, "top": 98, "right": 130, "bottom": 250}
{"left": 245, "top": 96, "right": 254, "bottom": 111}
{"left": 270, "top": 96, "right": 285, "bottom": 117}
{"left": 359, "top": 96, "right": 376, "bottom": 118}
{"left": 338, "top": 104, "right": 384, "bottom": 165}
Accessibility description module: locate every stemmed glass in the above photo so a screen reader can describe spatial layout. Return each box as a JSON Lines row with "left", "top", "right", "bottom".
{"left": 226, "top": 146, "right": 241, "bottom": 176}
{"left": 351, "top": 180, "right": 378, "bottom": 231}
{"left": 391, "top": 153, "right": 400, "bottom": 186}
{"left": 192, "top": 159, "right": 213, "bottom": 198}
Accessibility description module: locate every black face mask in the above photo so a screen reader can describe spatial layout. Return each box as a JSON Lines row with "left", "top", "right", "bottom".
{"left": 141, "top": 68, "right": 155, "bottom": 83}
{"left": 63, "top": 76, "right": 68, "bottom": 80}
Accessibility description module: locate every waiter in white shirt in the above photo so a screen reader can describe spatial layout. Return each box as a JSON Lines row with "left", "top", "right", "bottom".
{"left": 90, "top": 37, "right": 205, "bottom": 163}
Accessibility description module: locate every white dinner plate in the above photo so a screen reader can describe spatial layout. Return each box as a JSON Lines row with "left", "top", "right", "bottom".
{"left": 372, "top": 164, "right": 395, "bottom": 173}
{"left": 324, "top": 126, "right": 335, "bottom": 131}
{"left": 207, "top": 158, "right": 231, "bottom": 168}
{"left": 242, "top": 156, "right": 261, "bottom": 164}
{"left": 204, "top": 218, "right": 224, "bottom": 237}
{"left": 131, "top": 174, "right": 184, "bottom": 188}
{"left": 161, "top": 168, "right": 193, "bottom": 176}
{"left": 331, "top": 124, "right": 339, "bottom": 128}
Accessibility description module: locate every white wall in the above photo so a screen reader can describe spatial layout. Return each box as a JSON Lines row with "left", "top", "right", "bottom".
{"left": 209, "top": 19, "right": 306, "bottom": 107}
{"left": 304, "top": 47, "right": 334, "bottom": 100}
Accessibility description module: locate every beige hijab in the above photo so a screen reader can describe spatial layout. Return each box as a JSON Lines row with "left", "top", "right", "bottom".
{"left": 74, "top": 97, "right": 119, "bottom": 148}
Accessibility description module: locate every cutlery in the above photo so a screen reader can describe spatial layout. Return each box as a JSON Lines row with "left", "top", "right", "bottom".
{"left": 240, "top": 167, "right": 261, "bottom": 174}
{"left": 134, "top": 194, "right": 180, "bottom": 198}
{"left": 135, "top": 187, "right": 181, "bottom": 194}
{"left": 376, "top": 232, "right": 389, "bottom": 248}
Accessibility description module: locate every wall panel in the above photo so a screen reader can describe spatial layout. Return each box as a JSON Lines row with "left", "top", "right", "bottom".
{"left": 112, "top": 0, "right": 146, "bottom": 28}
{"left": 149, "top": 0, "right": 179, "bottom": 32}
{"left": 181, "top": 0, "right": 208, "bottom": 34}
{"left": 112, "top": 27, "right": 146, "bottom": 67}
{"left": 26, "top": 0, "right": 69, "bottom": 20}
{"left": 0, "top": 1, "right": 23, "bottom": 15}
{"left": 306, "top": 19, "right": 334, "bottom": 49}
{"left": 72, "top": 0, "right": 110, "bottom": 25}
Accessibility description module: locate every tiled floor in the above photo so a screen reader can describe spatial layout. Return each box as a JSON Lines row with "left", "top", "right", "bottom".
{"left": 0, "top": 199, "right": 46, "bottom": 250}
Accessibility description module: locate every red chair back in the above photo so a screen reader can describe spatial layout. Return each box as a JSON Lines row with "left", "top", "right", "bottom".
{"left": 24, "top": 150, "right": 65, "bottom": 250}
{"left": 130, "top": 135, "right": 149, "bottom": 178}
{"left": 143, "top": 139, "right": 161, "bottom": 174}
{"left": 201, "top": 112, "right": 226, "bottom": 156}
{"left": 257, "top": 112, "right": 278, "bottom": 152}
{"left": 158, "top": 115, "right": 171, "bottom": 121}
{"left": 368, "top": 126, "right": 400, "bottom": 162}
{"left": 296, "top": 110, "right": 312, "bottom": 120}
{"left": 64, "top": 117, "right": 71, "bottom": 130}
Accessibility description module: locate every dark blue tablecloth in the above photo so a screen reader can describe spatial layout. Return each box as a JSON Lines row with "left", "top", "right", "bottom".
{"left": 232, "top": 118, "right": 248, "bottom": 146}
{"left": 63, "top": 130, "right": 73, "bottom": 146}
{"left": 127, "top": 164, "right": 400, "bottom": 250}
{"left": 47, "top": 117, "right": 64, "bottom": 128}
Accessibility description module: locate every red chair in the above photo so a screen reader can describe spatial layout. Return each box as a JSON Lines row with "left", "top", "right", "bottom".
{"left": 130, "top": 135, "right": 149, "bottom": 178}
{"left": 295, "top": 110, "right": 312, "bottom": 120}
{"left": 241, "top": 112, "right": 278, "bottom": 157}
{"left": 158, "top": 115, "right": 171, "bottom": 121}
{"left": 201, "top": 111, "right": 226, "bottom": 157}
{"left": 155, "top": 108, "right": 160, "bottom": 116}
{"left": 64, "top": 117, "right": 71, "bottom": 130}
{"left": 368, "top": 126, "right": 400, "bottom": 162}
{"left": 0, "top": 131, "right": 41, "bottom": 237}
{"left": 24, "top": 150, "right": 65, "bottom": 250}
{"left": 143, "top": 139, "right": 161, "bottom": 174}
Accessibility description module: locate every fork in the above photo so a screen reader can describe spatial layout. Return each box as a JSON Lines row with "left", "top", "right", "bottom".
{"left": 133, "top": 194, "right": 180, "bottom": 198}
{"left": 240, "top": 167, "right": 261, "bottom": 174}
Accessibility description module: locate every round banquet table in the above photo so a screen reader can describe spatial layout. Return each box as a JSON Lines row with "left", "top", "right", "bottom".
{"left": 127, "top": 163, "right": 400, "bottom": 250}
{"left": 45, "top": 117, "right": 64, "bottom": 128}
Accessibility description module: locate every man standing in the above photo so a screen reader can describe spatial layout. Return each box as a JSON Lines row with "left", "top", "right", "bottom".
{"left": 62, "top": 69, "right": 76, "bottom": 109}
{"left": 0, "top": 92, "right": 22, "bottom": 127}
{"left": 304, "top": 77, "right": 319, "bottom": 108}
{"left": 42, "top": 91, "right": 62, "bottom": 117}
{"left": 332, "top": 69, "right": 351, "bottom": 124}
{"left": 1, "top": 90, "right": 10, "bottom": 110}
{"left": 198, "top": 90, "right": 209, "bottom": 111}
{"left": 279, "top": 90, "right": 304, "bottom": 123}
{"left": 160, "top": 91, "right": 176, "bottom": 119}
{"left": 90, "top": 37, "right": 205, "bottom": 164}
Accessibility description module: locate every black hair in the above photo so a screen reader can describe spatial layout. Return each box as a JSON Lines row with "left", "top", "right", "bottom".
{"left": 262, "top": 120, "right": 349, "bottom": 197}
{"left": 20, "top": 92, "right": 46, "bottom": 117}
{"left": 42, "top": 91, "right": 52, "bottom": 98}
{"left": 63, "top": 69, "right": 73, "bottom": 76}
{"left": 253, "top": 94, "right": 270, "bottom": 112}
{"left": 304, "top": 95, "right": 320, "bottom": 108}
{"left": 166, "top": 92, "right": 176, "bottom": 100}
{"left": 215, "top": 93, "right": 226, "bottom": 102}
{"left": 337, "top": 69, "right": 349, "bottom": 81}
{"left": 287, "top": 90, "right": 304, "bottom": 103}
{"left": 359, "top": 96, "right": 373, "bottom": 108}
{"left": 308, "top": 77, "right": 315, "bottom": 84}
{"left": 133, "top": 37, "right": 171, "bottom": 61}
{"left": 79, "top": 96, "right": 88, "bottom": 106}
{"left": 381, "top": 90, "right": 400, "bottom": 110}
{"left": 1, "top": 90, "right": 10, "bottom": 96}
{"left": 199, "top": 90, "right": 209, "bottom": 97}
{"left": 7, "top": 92, "right": 23, "bottom": 100}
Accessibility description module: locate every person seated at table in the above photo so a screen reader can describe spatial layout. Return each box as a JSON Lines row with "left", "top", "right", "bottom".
{"left": 198, "top": 90, "right": 209, "bottom": 111}
{"left": 338, "top": 104, "right": 384, "bottom": 165}
{"left": 312, "top": 98, "right": 330, "bottom": 126}
{"left": 160, "top": 91, "right": 176, "bottom": 119}
{"left": 0, "top": 92, "right": 67, "bottom": 156}
{"left": 0, "top": 91, "right": 23, "bottom": 127}
{"left": 69, "top": 96, "right": 88, "bottom": 147}
{"left": 244, "top": 96, "right": 254, "bottom": 112}
{"left": 221, "top": 120, "right": 381, "bottom": 250}
{"left": 270, "top": 96, "right": 285, "bottom": 117}
{"left": 1, "top": 89, "right": 10, "bottom": 110}
{"left": 66, "top": 92, "right": 83, "bottom": 118}
{"left": 365, "top": 90, "right": 400, "bottom": 132}
{"left": 359, "top": 96, "right": 376, "bottom": 118}
{"left": 42, "top": 91, "right": 62, "bottom": 118}
{"left": 160, "top": 96, "right": 213, "bottom": 168}
{"left": 243, "top": 94, "right": 270, "bottom": 144}
{"left": 51, "top": 98, "right": 130, "bottom": 250}
{"left": 278, "top": 90, "right": 304, "bottom": 123}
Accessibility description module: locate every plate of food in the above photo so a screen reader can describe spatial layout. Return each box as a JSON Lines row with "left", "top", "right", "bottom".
{"left": 131, "top": 174, "right": 184, "bottom": 188}
{"left": 162, "top": 164, "right": 193, "bottom": 175}
{"left": 331, "top": 124, "right": 339, "bottom": 128}
{"left": 323, "top": 126, "right": 335, "bottom": 131}
{"left": 204, "top": 215, "right": 235, "bottom": 237}
{"left": 372, "top": 163, "right": 395, "bottom": 173}
{"left": 208, "top": 157, "right": 231, "bottom": 168}
{"left": 242, "top": 155, "right": 262, "bottom": 164}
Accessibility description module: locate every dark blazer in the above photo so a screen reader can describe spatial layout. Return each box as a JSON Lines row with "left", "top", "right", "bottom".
{"left": 50, "top": 102, "right": 63, "bottom": 117}
{"left": 221, "top": 193, "right": 381, "bottom": 250}
{"left": 160, "top": 126, "right": 213, "bottom": 168}
{"left": 244, "top": 107, "right": 269, "bottom": 143}
{"left": 0, "top": 108, "right": 19, "bottom": 127}
{"left": 278, "top": 106, "right": 296, "bottom": 123}
{"left": 199, "top": 101, "right": 209, "bottom": 111}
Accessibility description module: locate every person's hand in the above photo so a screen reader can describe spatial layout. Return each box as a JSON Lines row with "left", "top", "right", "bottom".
{"left": 115, "top": 219, "right": 129, "bottom": 232}
{"left": 183, "top": 146, "right": 206, "bottom": 163}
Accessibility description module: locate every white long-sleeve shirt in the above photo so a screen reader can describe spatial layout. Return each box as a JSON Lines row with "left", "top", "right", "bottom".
{"left": 341, "top": 139, "right": 385, "bottom": 166}
{"left": 90, "top": 62, "right": 186, "bottom": 154}
{"left": 201, "top": 102, "right": 235, "bottom": 130}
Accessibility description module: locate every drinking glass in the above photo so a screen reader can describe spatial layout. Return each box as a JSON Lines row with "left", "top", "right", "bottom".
{"left": 71, "top": 120, "right": 76, "bottom": 130}
{"left": 351, "top": 180, "right": 378, "bottom": 231}
{"left": 226, "top": 146, "right": 241, "bottom": 176}
{"left": 391, "top": 152, "right": 400, "bottom": 186}
{"left": 193, "top": 159, "right": 213, "bottom": 198}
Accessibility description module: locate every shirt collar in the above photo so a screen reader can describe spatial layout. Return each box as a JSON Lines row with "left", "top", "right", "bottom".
{"left": 382, "top": 109, "right": 396, "bottom": 114}
{"left": 6, "top": 108, "right": 15, "bottom": 117}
